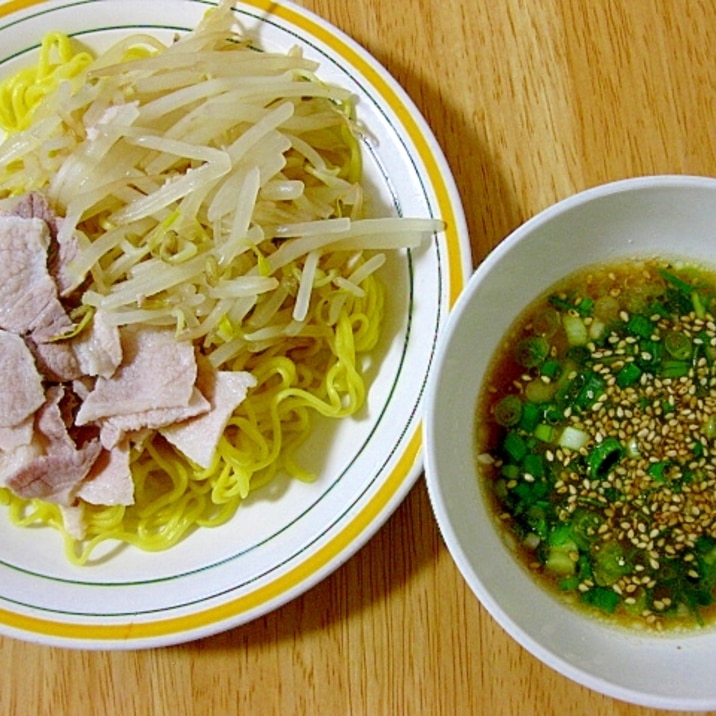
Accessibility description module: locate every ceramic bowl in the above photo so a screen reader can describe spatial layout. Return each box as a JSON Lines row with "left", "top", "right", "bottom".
{"left": 424, "top": 175, "right": 716, "bottom": 710}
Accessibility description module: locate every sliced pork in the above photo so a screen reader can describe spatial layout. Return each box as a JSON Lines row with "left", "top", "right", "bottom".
{"left": 76, "top": 326, "right": 200, "bottom": 424}
{"left": 76, "top": 441, "right": 134, "bottom": 506}
{"left": 4, "top": 190, "right": 78, "bottom": 296}
{"left": 0, "top": 329, "right": 45, "bottom": 429}
{"left": 162, "top": 365, "right": 257, "bottom": 468}
{"left": 3, "top": 386, "right": 102, "bottom": 505}
{"left": 0, "top": 214, "right": 73, "bottom": 342}
{"left": 5, "top": 445, "right": 102, "bottom": 504}
{"left": 71, "top": 309, "right": 122, "bottom": 379}
{"left": 7, "top": 191, "right": 60, "bottom": 238}
{"left": 99, "top": 387, "right": 210, "bottom": 449}
{"left": 0, "top": 419, "right": 34, "bottom": 452}
{"left": 27, "top": 338, "right": 82, "bottom": 382}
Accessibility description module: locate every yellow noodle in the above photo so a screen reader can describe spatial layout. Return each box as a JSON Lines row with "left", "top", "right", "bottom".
{"left": 0, "top": 32, "right": 92, "bottom": 133}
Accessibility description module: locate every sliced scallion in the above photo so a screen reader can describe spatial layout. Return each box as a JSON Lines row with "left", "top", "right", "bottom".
{"left": 518, "top": 401, "right": 540, "bottom": 432}
{"left": 534, "top": 423, "right": 555, "bottom": 443}
{"left": 625, "top": 313, "right": 654, "bottom": 339}
{"left": 588, "top": 437, "right": 623, "bottom": 480}
{"left": 503, "top": 431, "right": 527, "bottom": 463}
{"left": 493, "top": 395, "right": 523, "bottom": 427}
{"left": 692, "top": 291, "right": 707, "bottom": 319}
{"left": 557, "top": 425, "right": 590, "bottom": 451}
{"left": 615, "top": 362, "right": 642, "bottom": 388}
{"left": 514, "top": 336, "right": 550, "bottom": 368}
{"left": 581, "top": 586, "right": 621, "bottom": 614}
{"left": 532, "top": 307, "right": 560, "bottom": 337}
{"left": 661, "top": 359, "right": 690, "bottom": 378}
{"left": 562, "top": 313, "right": 588, "bottom": 346}
{"left": 573, "top": 371, "right": 606, "bottom": 411}
{"left": 525, "top": 378, "right": 557, "bottom": 403}
{"left": 664, "top": 331, "right": 691, "bottom": 360}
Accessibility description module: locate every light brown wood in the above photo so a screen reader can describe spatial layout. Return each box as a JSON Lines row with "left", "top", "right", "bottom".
{"left": 1, "top": 1, "right": 716, "bottom": 714}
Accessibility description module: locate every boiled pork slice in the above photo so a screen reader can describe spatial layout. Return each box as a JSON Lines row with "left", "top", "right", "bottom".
{"left": 59, "top": 504, "right": 87, "bottom": 541}
{"left": 0, "top": 214, "right": 73, "bottom": 342}
{"left": 161, "top": 364, "right": 256, "bottom": 469}
{"left": 0, "top": 329, "right": 45, "bottom": 430}
{"left": 4, "top": 190, "right": 78, "bottom": 296}
{"left": 0, "top": 444, "right": 42, "bottom": 488}
{"left": 75, "top": 326, "right": 200, "bottom": 425}
{"left": 0, "top": 418, "right": 34, "bottom": 452}
{"left": 26, "top": 337, "right": 81, "bottom": 382}
{"left": 3, "top": 386, "right": 102, "bottom": 505}
{"left": 71, "top": 309, "right": 122, "bottom": 379}
{"left": 6, "top": 191, "right": 60, "bottom": 238}
{"left": 76, "top": 441, "right": 134, "bottom": 506}
{"left": 6, "top": 445, "right": 102, "bottom": 504}
{"left": 99, "top": 387, "right": 209, "bottom": 450}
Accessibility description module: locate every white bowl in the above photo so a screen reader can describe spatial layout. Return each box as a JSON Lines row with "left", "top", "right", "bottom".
{"left": 424, "top": 175, "right": 716, "bottom": 711}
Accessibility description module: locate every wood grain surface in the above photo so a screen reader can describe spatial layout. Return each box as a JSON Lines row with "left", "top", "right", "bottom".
{"left": 2, "top": 1, "right": 716, "bottom": 714}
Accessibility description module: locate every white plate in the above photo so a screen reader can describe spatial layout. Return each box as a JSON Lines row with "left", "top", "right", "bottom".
{"left": 0, "top": 0, "right": 471, "bottom": 648}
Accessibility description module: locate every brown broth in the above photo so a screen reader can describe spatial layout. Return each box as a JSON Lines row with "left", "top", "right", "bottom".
{"left": 475, "top": 257, "right": 716, "bottom": 631}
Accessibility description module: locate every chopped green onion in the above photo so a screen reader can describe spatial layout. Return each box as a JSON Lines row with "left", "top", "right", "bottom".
{"left": 557, "top": 426, "right": 590, "bottom": 451}
{"left": 636, "top": 339, "right": 662, "bottom": 370}
{"left": 615, "top": 362, "right": 642, "bottom": 388}
{"left": 570, "top": 508, "right": 602, "bottom": 546}
{"left": 664, "top": 331, "right": 692, "bottom": 360}
{"left": 562, "top": 313, "right": 588, "bottom": 346}
{"left": 573, "top": 371, "right": 606, "bottom": 411}
{"left": 525, "top": 378, "right": 557, "bottom": 403}
{"left": 540, "top": 358, "right": 561, "bottom": 378}
{"left": 647, "top": 460, "right": 671, "bottom": 483}
{"left": 518, "top": 402, "right": 540, "bottom": 432}
{"left": 692, "top": 291, "right": 707, "bottom": 319}
{"left": 558, "top": 575, "right": 581, "bottom": 591}
{"left": 703, "top": 415, "right": 716, "bottom": 439}
{"left": 661, "top": 360, "right": 690, "bottom": 378}
{"left": 544, "top": 525, "right": 579, "bottom": 576}
{"left": 539, "top": 403, "right": 563, "bottom": 423}
{"left": 588, "top": 437, "right": 623, "bottom": 480}
{"left": 514, "top": 336, "right": 550, "bottom": 367}
{"left": 548, "top": 294, "right": 576, "bottom": 313}
{"left": 503, "top": 431, "right": 527, "bottom": 463}
{"left": 581, "top": 586, "right": 620, "bottom": 613}
{"left": 534, "top": 423, "right": 554, "bottom": 443}
{"left": 588, "top": 317, "right": 606, "bottom": 341}
{"left": 624, "top": 436, "right": 640, "bottom": 458}
{"left": 501, "top": 464, "right": 520, "bottom": 480}
{"left": 532, "top": 307, "right": 560, "bottom": 337}
{"left": 494, "top": 395, "right": 523, "bottom": 427}
{"left": 512, "top": 480, "right": 549, "bottom": 505}
{"left": 523, "top": 453, "right": 545, "bottom": 479}
{"left": 566, "top": 345, "right": 591, "bottom": 365}
{"left": 659, "top": 267, "right": 693, "bottom": 295}
{"left": 546, "top": 549, "right": 577, "bottom": 576}
{"left": 591, "top": 540, "right": 631, "bottom": 586}
{"left": 625, "top": 313, "right": 654, "bottom": 339}
{"left": 575, "top": 297, "right": 594, "bottom": 316}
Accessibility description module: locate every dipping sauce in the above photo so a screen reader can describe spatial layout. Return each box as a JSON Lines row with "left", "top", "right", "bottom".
{"left": 476, "top": 258, "right": 716, "bottom": 630}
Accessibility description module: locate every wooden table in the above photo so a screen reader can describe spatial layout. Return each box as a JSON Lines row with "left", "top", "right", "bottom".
{"left": 2, "top": 1, "right": 716, "bottom": 714}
